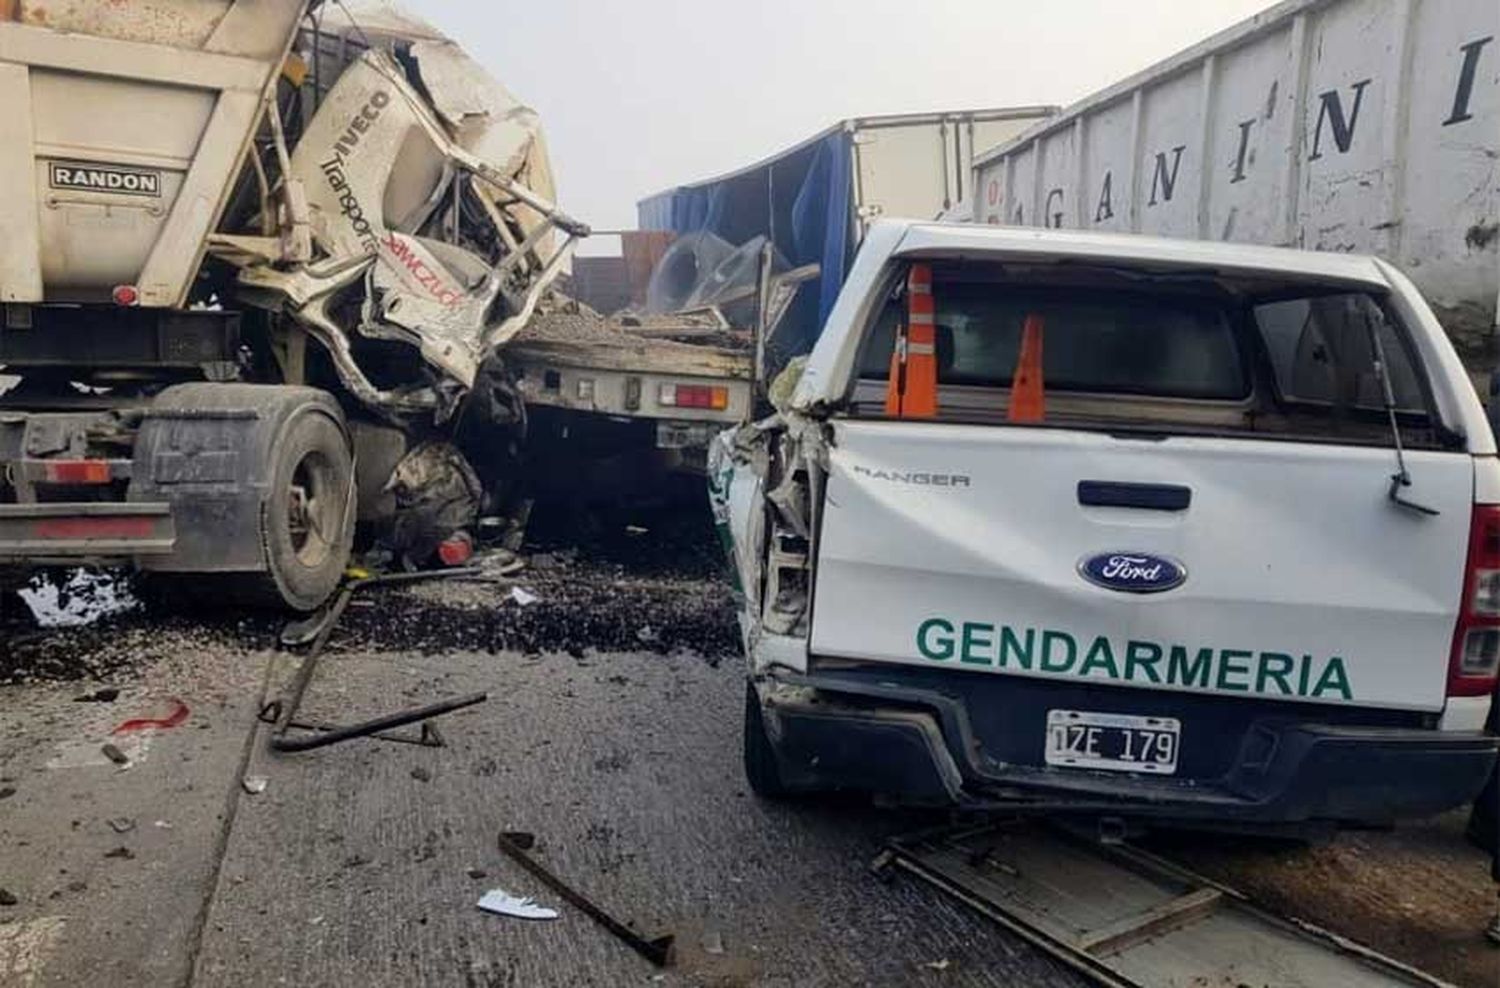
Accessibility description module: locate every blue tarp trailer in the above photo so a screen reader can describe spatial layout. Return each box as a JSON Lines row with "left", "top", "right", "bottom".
{"left": 638, "top": 107, "right": 1055, "bottom": 364}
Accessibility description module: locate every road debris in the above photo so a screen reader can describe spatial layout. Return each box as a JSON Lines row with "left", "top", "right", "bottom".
{"left": 2, "top": 493, "right": 738, "bottom": 687}
{"left": 106, "top": 818, "right": 135, "bottom": 835}
{"left": 241, "top": 776, "right": 268, "bottom": 795}
{"left": 103, "top": 847, "right": 134, "bottom": 860}
{"left": 99, "top": 743, "right": 129, "bottom": 767}
{"left": 476, "top": 888, "right": 559, "bottom": 921}
{"left": 73, "top": 688, "right": 119, "bottom": 703}
{"left": 112, "top": 698, "right": 189, "bottom": 733}
{"left": 0, "top": 787, "right": 14, "bottom": 800}
{"left": 265, "top": 569, "right": 488, "bottom": 754}
{"left": 874, "top": 821, "right": 1454, "bottom": 988}
{"left": 0, "top": 889, "right": 16, "bottom": 907}
{"left": 410, "top": 767, "right": 432, "bottom": 783}
{"left": 922, "top": 959, "right": 951, "bottom": 972}
{"left": 496, "top": 829, "right": 675, "bottom": 967}
{"left": 18, "top": 569, "right": 139, "bottom": 628}
{"left": 508, "top": 587, "right": 539, "bottom": 607}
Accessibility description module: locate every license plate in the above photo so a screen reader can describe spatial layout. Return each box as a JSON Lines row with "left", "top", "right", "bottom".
{"left": 656, "top": 421, "right": 710, "bottom": 449}
{"left": 1044, "top": 710, "right": 1181, "bottom": 775}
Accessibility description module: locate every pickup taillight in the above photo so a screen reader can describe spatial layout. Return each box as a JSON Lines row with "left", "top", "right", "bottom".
{"left": 1449, "top": 504, "right": 1500, "bottom": 697}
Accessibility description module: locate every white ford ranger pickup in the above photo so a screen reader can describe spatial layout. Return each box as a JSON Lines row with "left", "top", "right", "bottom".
{"left": 710, "top": 220, "right": 1500, "bottom": 828}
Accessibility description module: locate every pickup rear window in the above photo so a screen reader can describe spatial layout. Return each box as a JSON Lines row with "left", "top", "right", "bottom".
{"left": 859, "top": 284, "right": 1248, "bottom": 400}
{"left": 851, "top": 262, "right": 1441, "bottom": 446}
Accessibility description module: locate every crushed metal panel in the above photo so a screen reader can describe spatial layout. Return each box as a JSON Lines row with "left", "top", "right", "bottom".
{"left": 289, "top": 51, "right": 503, "bottom": 387}
{"left": 316, "top": 0, "right": 564, "bottom": 264}
{"left": 223, "top": 31, "right": 586, "bottom": 416}
{"left": 409, "top": 39, "right": 560, "bottom": 256}
{"left": 879, "top": 824, "right": 1453, "bottom": 988}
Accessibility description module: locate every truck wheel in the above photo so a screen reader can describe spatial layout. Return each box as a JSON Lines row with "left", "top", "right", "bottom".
{"left": 743, "top": 681, "right": 789, "bottom": 799}
{"left": 258, "top": 409, "right": 354, "bottom": 612}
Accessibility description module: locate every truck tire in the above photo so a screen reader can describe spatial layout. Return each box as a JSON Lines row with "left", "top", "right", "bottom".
{"left": 255, "top": 408, "right": 354, "bottom": 612}
{"left": 743, "top": 681, "right": 789, "bottom": 799}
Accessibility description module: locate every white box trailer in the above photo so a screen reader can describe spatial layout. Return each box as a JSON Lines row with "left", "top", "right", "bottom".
{"left": 968, "top": 0, "right": 1498, "bottom": 358}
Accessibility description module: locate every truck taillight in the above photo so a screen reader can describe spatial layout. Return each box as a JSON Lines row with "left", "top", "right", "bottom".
{"left": 659, "top": 383, "right": 728, "bottom": 410}
{"left": 44, "top": 460, "right": 111, "bottom": 484}
{"left": 1449, "top": 504, "right": 1500, "bottom": 697}
{"left": 112, "top": 285, "right": 139, "bottom": 306}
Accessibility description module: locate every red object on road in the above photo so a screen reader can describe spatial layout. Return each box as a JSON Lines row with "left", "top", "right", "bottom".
{"left": 437, "top": 531, "right": 474, "bottom": 566}
{"left": 112, "top": 698, "right": 190, "bottom": 733}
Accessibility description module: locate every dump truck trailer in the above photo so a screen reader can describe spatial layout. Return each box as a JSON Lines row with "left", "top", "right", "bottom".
{"left": 0, "top": 1, "right": 750, "bottom": 610}
{"left": 965, "top": 0, "right": 1498, "bottom": 365}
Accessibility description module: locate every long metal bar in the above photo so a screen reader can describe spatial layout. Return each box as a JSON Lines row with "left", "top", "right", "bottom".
{"left": 495, "top": 830, "right": 674, "bottom": 968}
{"left": 268, "top": 567, "right": 487, "bottom": 751}
{"left": 270, "top": 693, "right": 486, "bottom": 752}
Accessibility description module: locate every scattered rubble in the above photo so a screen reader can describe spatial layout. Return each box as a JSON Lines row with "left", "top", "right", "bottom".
{"left": 0, "top": 486, "right": 741, "bottom": 688}
{"left": 74, "top": 688, "right": 120, "bottom": 703}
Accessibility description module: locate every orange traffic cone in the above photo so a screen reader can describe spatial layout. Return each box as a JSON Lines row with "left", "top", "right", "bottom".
{"left": 884, "top": 263, "right": 939, "bottom": 418}
{"left": 1008, "top": 313, "right": 1045, "bottom": 423}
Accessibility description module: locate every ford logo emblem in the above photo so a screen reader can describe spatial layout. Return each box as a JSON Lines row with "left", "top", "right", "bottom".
{"left": 1078, "top": 552, "right": 1187, "bottom": 594}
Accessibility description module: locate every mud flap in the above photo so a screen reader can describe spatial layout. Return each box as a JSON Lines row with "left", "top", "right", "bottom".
{"left": 129, "top": 383, "right": 348, "bottom": 574}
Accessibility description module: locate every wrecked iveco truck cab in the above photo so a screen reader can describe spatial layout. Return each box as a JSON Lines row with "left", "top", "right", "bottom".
{"left": 0, "top": 1, "right": 584, "bottom": 609}
{"left": 711, "top": 219, "right": 1500, "bottom": 828}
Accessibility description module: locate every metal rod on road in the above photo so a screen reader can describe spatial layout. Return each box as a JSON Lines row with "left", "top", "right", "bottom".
{"left": 268, "top": 567, "right": 488, "bottom": 752}
{"left": 495, "top": 830, "right": 675, "bottom": 968}
{"left": 270, "top": 693, "right": 487, "bottom": 752}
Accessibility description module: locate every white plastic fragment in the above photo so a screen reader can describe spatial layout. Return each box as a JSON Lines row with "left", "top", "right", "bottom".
{"left": 241, "top": 775, "right": 268, "bottom": 795}
{"left": 476, "top": 888, "right": 558, "bottom": 921}
{"left": 508, "top": 587, "right": 539, "bottom": 607}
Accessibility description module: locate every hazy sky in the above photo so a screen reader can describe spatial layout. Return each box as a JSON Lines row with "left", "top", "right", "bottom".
{"left": 404, "top": 0, "right": 1276, "bottom": 243}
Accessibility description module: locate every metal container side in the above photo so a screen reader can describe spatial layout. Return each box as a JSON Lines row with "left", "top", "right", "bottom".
{"left": 970, "top": 0, "right": 1498, "bottom": 356}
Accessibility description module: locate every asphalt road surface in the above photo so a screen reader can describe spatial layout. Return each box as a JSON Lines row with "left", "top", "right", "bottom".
{"left": 1, "top": 632, "right": 1086, "bottom": 987}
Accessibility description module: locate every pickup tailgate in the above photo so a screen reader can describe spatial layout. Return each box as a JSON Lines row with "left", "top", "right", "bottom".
{"left": 809, "top": 421, "right": 1473, "bottom": 712}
